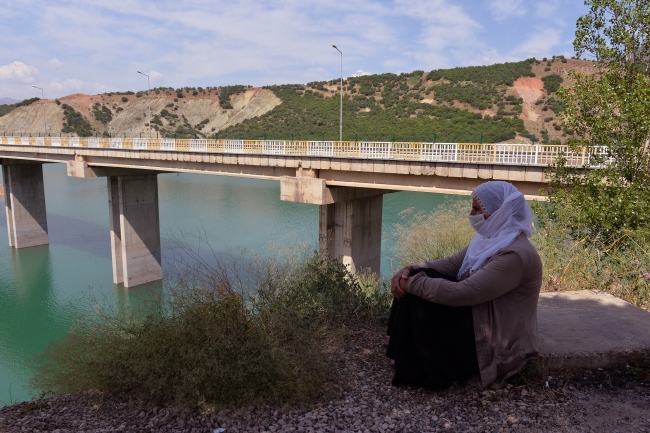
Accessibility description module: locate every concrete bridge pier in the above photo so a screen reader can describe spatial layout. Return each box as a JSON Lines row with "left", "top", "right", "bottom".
{"left": 281, "top": 173, "right": 391, "bottom": 274}
{"left": 68, "top": 161, "right": 162, "bottom": 287}
{"left": 108, "top": 175, "right": 161, "bottom": 287}
{"left": 1, "top": 161, "right": 49, "bottom": 248}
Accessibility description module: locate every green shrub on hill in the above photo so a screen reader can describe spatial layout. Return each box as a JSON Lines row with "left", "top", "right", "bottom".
{"left": 542, "top": 74, "right": 564, "bottom": 93}
{"left": 92, "top": 103, "right": 113, "bottom": 125}
{"left": 219, "top": 85, "right": 248, "bottom": 109}
{"left": 428, "top": 59, "right": 536, "bottom": 85}
{"left": 61, "top": 104, "right": 92, "bottom": 136}
{"left": 423, "top": 60, "right": 535, "bottom": 110}
{"left": 0, "top": 97, "right": 40, "bottom": 117}
{"left": 219, "top": 81, "right": 528, "bottom": 142}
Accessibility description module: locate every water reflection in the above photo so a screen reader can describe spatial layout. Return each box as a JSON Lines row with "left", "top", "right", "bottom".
{"left": 113, "top": 280, "right": 164, "bottom": 318}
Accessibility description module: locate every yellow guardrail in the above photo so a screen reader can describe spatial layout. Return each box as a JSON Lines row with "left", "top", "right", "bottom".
{"left": 0, "top": 137, "right": 606, "bottom": 167}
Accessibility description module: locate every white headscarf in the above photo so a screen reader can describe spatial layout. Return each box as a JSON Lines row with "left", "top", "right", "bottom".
{"left": 457, "top": 181, "right": 533, "bottom": 279}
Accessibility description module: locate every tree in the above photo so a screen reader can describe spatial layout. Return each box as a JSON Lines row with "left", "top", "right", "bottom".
{"left": 541, "top": 0, "right": 650, "bottom": 239}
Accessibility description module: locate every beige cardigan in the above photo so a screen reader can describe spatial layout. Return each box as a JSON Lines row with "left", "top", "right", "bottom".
{"left": 405, "top": 233, "right": 542, "bottom": 389}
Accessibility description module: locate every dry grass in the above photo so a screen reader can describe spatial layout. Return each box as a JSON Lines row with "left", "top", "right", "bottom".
{"left": 31, "top": 251, "right": 392, "bottom": 408}
{"left": 532, "top": 222, "right": 650, "bottom": 309}
{"left": 390, "top": 200, "right": 476, "bottom": 270}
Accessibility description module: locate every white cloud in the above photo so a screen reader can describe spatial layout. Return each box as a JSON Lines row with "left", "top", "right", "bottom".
{"left": 49, "top": 79, "right": 85, "bottom": 92}
{"left": 511, "top": 28, "right": 561, "bottom": 58}
{"left": 0, "top": 0, "right": 587, "bottom": 99}
{"left": 351, "top": 70, "right": 370, "bottom": 77}
{"left": 0, "top": 61, "right": 38, "bottom": 83}
{"left": 45, "top": 58, "right": 62, "bottom": 69}
{"left": 488, "top": 0, "right": 527, "bottom": 20}
{"left": 534, "top": 0, "right": 560, "bottom": 19}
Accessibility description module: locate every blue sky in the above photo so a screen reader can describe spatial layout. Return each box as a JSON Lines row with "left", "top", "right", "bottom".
{"left": 0, "top": 0, "right": 589, "bottom": 100}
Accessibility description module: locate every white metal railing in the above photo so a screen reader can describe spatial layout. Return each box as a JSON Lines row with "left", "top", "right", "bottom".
{"left": 0, "top": 136, "right": 608, "bottom": 168}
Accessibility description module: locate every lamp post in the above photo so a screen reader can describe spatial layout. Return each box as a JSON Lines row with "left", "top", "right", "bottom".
{"left": 136, "top": 71, "right": 151, "bottom": 138}
{"left": 332, "top": 44, "right": 342, "bottom": 142}
{"left": 31, "top": 85, "right": 46, "bottom": 134}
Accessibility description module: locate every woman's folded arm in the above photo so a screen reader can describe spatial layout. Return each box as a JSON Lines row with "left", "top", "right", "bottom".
{"left": 412, "top": 246, "right": 468, "bottom": 280}
{"left": 406, "top": 250, "right": 524, "bottom": 307}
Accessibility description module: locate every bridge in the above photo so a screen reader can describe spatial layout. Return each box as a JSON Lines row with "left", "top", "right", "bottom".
{"left": 0, "top": 136, "right": 600, "bottom": 287}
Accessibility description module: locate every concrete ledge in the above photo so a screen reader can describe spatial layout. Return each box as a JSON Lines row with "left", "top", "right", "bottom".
{"left": 537, "top": 290, "right": 650, "bottom": 370}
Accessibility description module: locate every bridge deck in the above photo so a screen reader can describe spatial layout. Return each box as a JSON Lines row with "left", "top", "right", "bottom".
{"left": 0, "top": 136, "right": 603, "bottom": 167}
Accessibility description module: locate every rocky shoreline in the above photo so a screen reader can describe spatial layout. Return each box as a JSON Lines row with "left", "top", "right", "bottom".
{"left": 1, "top": 325, "right": 649, "bottom": 433}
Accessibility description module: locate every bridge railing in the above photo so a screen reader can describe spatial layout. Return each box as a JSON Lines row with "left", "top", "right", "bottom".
{"left": 0, "top": 136, "right": 607, "bottom": 167}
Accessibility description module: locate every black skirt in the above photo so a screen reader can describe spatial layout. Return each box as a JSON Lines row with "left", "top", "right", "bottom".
{"left": 386, "top": 268, "right": 479, "bottom": 389}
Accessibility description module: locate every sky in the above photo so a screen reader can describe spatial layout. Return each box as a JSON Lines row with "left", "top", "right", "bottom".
{"left": 0, "top": 0, "right": 589, "bottom": 100}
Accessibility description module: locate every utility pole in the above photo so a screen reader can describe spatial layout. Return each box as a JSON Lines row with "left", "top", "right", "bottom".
{"left": 31, "top": 85, "right": 46, "bottom": 134}
{"left": 332, "top": 45, "right": 343, "bottom": 142}
{"left": 136, "top": 71, "right": 151, "bottom": 138}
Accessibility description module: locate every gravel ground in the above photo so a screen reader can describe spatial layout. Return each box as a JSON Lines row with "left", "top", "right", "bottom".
{"left": 1, "top": 324, "right": 649, "bottom": 433}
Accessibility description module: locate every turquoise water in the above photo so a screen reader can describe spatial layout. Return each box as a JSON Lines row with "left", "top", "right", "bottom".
{"left": 0, "top": 164, "right": 464, "bottom": 406}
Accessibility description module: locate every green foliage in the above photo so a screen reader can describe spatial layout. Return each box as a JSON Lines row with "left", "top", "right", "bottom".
{"left": 426, "top": 60, "right": 534, "bottom": 110}
{"left": 92, "top": 103, "right": 113, "bottom": 125}
{"left": 0, "top": 97, "right": 40, "bottom": 117}
{"left": 219, "top": 85, "right": 248, "bottom": 109}
{"left": 61, "top": 104, "right": 92, "bottom": 137}
{"left": 55, "top": 99, "right": 61, "bottom": 106}
{"left": 31, "top": 252, "right": 391, "bottom": 407}
{"left": 121, "top": 96, "right": 128, "bottom": 103}
{"left": 545, "top": 97, "right": 566, "bottom": 114}
{"left": 432, "top": 82, "right": 501, "bottom": 110}
{"left": 542, "top": 74, "right": 564, "bottom": 93}
{"left": 540, "top": 129, "right": 550, "bottom": 143}
{"left": 427, "top": 59, "right": 535, "bottom": 85}
{"left": 543, "top": 0, "right": 650, "bottom": 238}
{"left": 219, "top": 82, "right": 528, "bottom": 142}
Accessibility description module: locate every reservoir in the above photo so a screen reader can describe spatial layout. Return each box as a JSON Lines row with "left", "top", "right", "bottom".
{"left": 0, "top": 164, "right": 463, "bottom": 406}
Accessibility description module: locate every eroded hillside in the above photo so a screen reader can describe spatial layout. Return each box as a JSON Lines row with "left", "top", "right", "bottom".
{"left": 0, "top": 87, "right": 281, "bottom": 138}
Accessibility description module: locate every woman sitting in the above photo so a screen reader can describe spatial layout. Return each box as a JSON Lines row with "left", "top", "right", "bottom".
{"left": 387, "top": 181, "right": 542, "bottom": 390}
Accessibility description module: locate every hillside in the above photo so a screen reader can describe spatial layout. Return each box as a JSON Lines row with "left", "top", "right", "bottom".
{"left": 0, "top": 88, "right": 281, "bottom": 139}
{"left": 0, "top": 56, "right": 596, "bottom": 143}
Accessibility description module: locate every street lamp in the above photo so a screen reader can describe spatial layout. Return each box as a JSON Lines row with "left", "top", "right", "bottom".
{"left": 31, "top": 85, "right": 46, "bottom": 134}
{"left": 136, "top": 70, "right": 151, "bottom": 138}
{"left": 332, "top": 44, "right": 342, "bottom": 142}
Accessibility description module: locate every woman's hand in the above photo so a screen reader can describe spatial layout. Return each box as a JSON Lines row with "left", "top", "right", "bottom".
{"left": 391, "top": 265, "right": 413, "bottom": 300}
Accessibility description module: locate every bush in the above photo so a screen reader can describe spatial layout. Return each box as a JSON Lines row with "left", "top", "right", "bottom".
{"left": 121, "top": 96, "right": 128, "bottom": 103}
{"left": 542, "top": 74, "right": 564, "bottom": 93}
{"left": 390, "top": 201, "right": 475, "bottom": 268}
{"left": 32, "top": 251, "right": 391, "bottom": 407}
{"left": 61, "top": 104, "right": 93, "bottom": 136}
{"left": 530, "top": 220, "right": 650, "bottom": 309}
